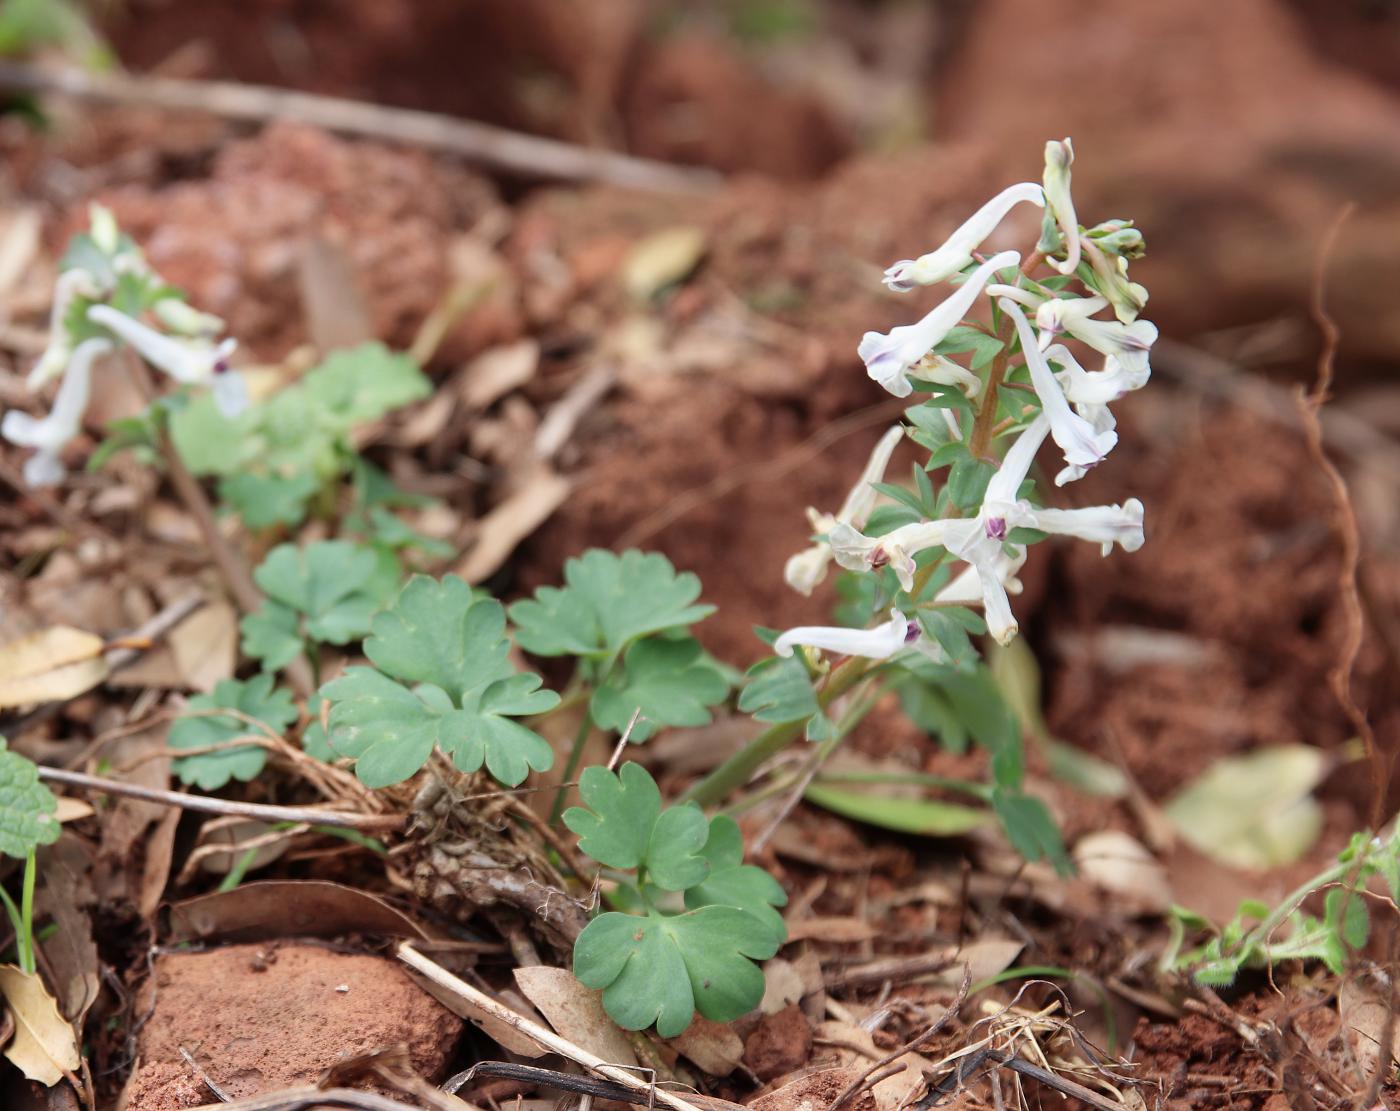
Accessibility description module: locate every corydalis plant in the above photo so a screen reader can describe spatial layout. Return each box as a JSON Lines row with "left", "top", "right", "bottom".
{"left": 1, "top": 204, "right": 246, "bottom": 486}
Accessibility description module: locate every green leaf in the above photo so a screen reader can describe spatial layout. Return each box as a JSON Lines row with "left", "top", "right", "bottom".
{"left": 590, "top": 638, "right": 729, "bottom": 742}
{"left": 804, "top": 782, "right": 988, "bottom": 837}
{"left": 684, "top": 815, "right": 788, "bottom": 939}
{"left": 573, "top": 905, "right": 779, "bottom": 1037}
{"left": 510, "top": 549, "right": 714, "bottom": 662}
{"left": 0, "top": 740, "right": 60, "bottom": 858}
{"left": 737, "top": 655, "right": 819, "bottom": 724}
{"left": 1324, "top": 887, "right": 1370, "bottom": 952}
{"left": 169, "top": 676, "right": 298, "bottom": 790}
{"left": 169, "top": 392, "right": 256, "bottom": 476}
{"left": 218, "top": 471, "right": 319, "bottom": 528}
{"left": 323, "top": 576, "right": 559, "bottom": 788}
{"left": 239, "top": 602, "right": 304, "bottom": 672}
{"left": 991, "top": 789, "right": 1072, "bottom": 876}
{"left": 564, "top": 763, "right": 709, "bottom": 891}
{"left": 301, "top": 694, "right": 337, "bottom": 763}
{"left": 242, "top": 542, "right": 389, "bottom": 671}
{"left": 301, "top": 343, "right": 431, "bottom": 430}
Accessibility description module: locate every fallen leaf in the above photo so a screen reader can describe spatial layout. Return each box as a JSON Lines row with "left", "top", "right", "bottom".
{"left": 671, "top": 1013, "right": 744, "bottom": 1076}
{"left": 760, "top": 957, "right": 806, "bottom": 1014}
{"left": 408, "top": 973, "right": 547, "bottom": 1058}
{"left": 0, "top": 627, "right": 108, "bottom": 708}
{"left": 167, "top": 600, "right": 238, "bottom": 692}
{"left": 456, "top": 466, "right": 570, "bottom": 583}
{"left": 298, "top": 235, "right": 374, "bottom": 353}
{"left": 814, "top": 1022, "right": 930, "bottom": 1111}
{"left": 927, "top": 938, "right": 1026, "bottom": 987}
{"left": 513, "top": 965, "right": 636, "bottom": 1066}
{"left": 462, "top": 339, "right": 540, "bottom": 410}
{"left": 0, "top": 966, "right": 80, "bottom": 1085}
{"left": 193, "top": 819, "right": 293, "bottom": 877}
{"left": 51, "top": 800, "right": 93, "bottom": 824}
{"left": 1164, "top": 745, "right": 1329, "bottom": 870}
{"left": 1073, "top": 830, "right": 1172, "bottom": 913}
{"left": 169, "top": 880, "right": 428, "bottom": 943}
{"left": 34, "top": 839, "right": 99, "bottom": 1026}
{"left": 621, "top": 226, "right": 706, "bottom": 301}
{"left": 784, "top": 917, "right": 876, "bottom": 943}
{"left": 1339, "top": 977, "right": 1400, "bottom": 1083}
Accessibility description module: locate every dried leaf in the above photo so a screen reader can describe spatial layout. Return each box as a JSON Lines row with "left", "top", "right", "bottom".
{"left": 671, "top": 1013, "right": 744, "bottom": 1076}
{"left": 621, "top": 227, "right": 706, "bottom": 301}
{"left": 456, "top": 466, "right": 570, "bottom": 583}
{"left": 1339, "top": 977, "right": 1399, "bottom": 1083}
{"left": 927, "top": 939, "right": 1026, "bottom": 986}
{"left": 34, "top": 839, "right": 99, "bottom": 1025}
{"left": 167, "top": 600, "right": 238, "bottom": 693}
{"left": 51, "top": 800, "right": 93, "bottom": 824}
{"left": 298, "top": 235, "right": 374, "bottom": 353}
{"left": 0, "top": 966, "right": 80, "bottom": 1086}
{"left": 759, "top": 957, "right": 806, "bottom": 1014}
{"left": 1074, "top": 830, "right": 1172, "bottom": 913}
{"left": 1164, "top": 745, "right": 1329, "bottom": 870}
{"left": 463, "top": 340, "right": 540, "bottom": 410}
{"left": 169, "top": 880, "right": 428, "bottom": 943}
{"left": 784, "top": 917, "right": 877, "bottom": 943}
{"left": 0, "top": 627, "right": 108, "bottom": 708}
{"left": 513, "top": 965, "right": 636, "bottom": 1066}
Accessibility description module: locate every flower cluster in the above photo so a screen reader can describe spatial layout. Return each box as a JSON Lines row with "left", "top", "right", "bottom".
{"left": 779, "top": 138, "right": 1151, "bottom": 658}
{"left": 2, "top": 205, "right": 246, "bottom": 486}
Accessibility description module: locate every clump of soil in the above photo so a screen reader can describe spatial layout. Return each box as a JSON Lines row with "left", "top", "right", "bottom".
{"left": 122, "top": 943, "right": 462, "bottom": 1111}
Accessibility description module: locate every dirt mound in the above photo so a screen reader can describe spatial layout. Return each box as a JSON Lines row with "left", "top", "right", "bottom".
{"left": 122, "top": 943, "right": 462, "bottom": 1110}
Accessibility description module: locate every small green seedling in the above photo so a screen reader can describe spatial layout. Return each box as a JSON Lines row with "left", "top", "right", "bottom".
{"left": 567, "top": 762, "right": 786, "bottom": 1037}
{"left": 169, "top": 675, "right": 299, "bottom": 791}
{"left": 321, "top": 575, "right": 559, "bottom": 788}
{"left": 0, "top": 739, "right": 60, "bottom": 975}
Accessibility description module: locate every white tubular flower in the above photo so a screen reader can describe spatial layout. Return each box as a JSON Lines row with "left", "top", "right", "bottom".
{"left": 882, "top": 183, "right": 1044, "bottom": 292}
{"left": 829, "top": 517, "right": 956, "bottom": 594}
{"left": 87, "top": 304, "right": 246, "bottom": 418}
{"left": 1036, "top": 296, "right": 1157, "bottom": 378}
{"left": 861, "top": 251, "right": 1020, "bottom": 398}
{"left": 1044, "top": 344, "right": 1148, "bottom": 434}
{"left": 29, "top": 269, "right": 102, "bottom": 389}
{"left": 914, "top": 354, "right": 981, "bottom": 398}
{"left": 932, "top": 545, "right": 1027, "bottom": 607}
{"left": 1043, "top": 139, "right": 1080, "bottom": 276}
{"left": 1001, "top": 299, "right": 1117, "bottom": 485}
{"left": 89, "top": 203, "right": 121, "bottom": 255}
{"left": 775, "top": 608, "right": 920, "bottom": 661}
{"left": 3, "top": 337, "right": 111, "bottom": 487}
{"left": 784, "top": 425, "right": 904, "bottom": 596}
{"left": 1013, "top": 500, "right": 1145, "bottom": 557}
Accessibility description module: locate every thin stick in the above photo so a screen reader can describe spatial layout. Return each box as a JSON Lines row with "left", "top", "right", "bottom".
{"left": 444, "top": 1062, "right": 743, "bottom": 1111}
{"left": 35, "top": 765, "right": 404, "bottom": 831}
{"left": 179, "top": 1045, "right": 233, "bottom": 1103}
{"left": 826, "top": 967, "right": 971, "bottom": 1111}
{"left": 396, "top": 943, "right": 704, "bottom": 1111}
{"left": 188, "top": 1089, "right": 421, "bottom": 1111}
{"left": 0, "top": 63, "right": 718, "bottom": 194}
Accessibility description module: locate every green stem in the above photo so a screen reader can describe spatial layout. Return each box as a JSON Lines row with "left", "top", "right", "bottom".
{"left": 1237, "top": 858, "right": 1356, "bottom": 960}
{"left": 683, "top": 655, "right": 875, "bottom": 808}
{"left": 549, "top": 710, "right": 596, "bottom": 825}
{"left": 20, "top": 851, "right": 36, "bottom": 975}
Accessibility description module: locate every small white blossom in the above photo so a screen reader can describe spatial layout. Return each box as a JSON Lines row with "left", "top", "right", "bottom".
{"left": 829, "top": 517, "right": 954, "bottom": 594}
{"left": 1042, "top": 139, "right": 1080, "bottom": 276}
{"left": 29, "top": 269, "right": 102, "bottom": 389}
{"left": 1044, "top": 343, "right": 1148, "bottom": 434}
{"left": 1001, "top": 299, "right": 1117, "bottom": 485}
{"left": 784, "top": 425, "right": 904, "bottom": 596}
{"left": 775, "top": 608, "right": 922, "bottom": 661}
{"left": 1035, "top": 296, "right": 1157, "bottom": 378}
{"left": 882, "top": 183, "right": 1044, "bottom": 292}
{"left": 932, "top": 545, "right": 1027, "bottom": 608}
{"left": 861, "top": 251, "right": 1020, "bottom": 398}
{"left": 87, "top": 304, "right": 246, "bottom": 417}
{"left": 3, "top": 337, "right": 111, "bottom": 487}
{"left": 88, "top": 203, "right": 121, "bottom": 255}
{"left": 914, "top": 354, "right": 981, "bottom": 398}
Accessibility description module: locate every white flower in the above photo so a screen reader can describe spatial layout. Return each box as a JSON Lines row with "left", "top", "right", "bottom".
{"left": 829, "top": 517, "right": 954, "bottom": 594}
{"left": 3, "top": 338, "right": 111, "bottom": 487}
{"left": 784, "top": 425, "right": 904, "bottom": 596}
{"left": 1001, "top": 299, "right": 1117, "bottom": 486}
{"left": 28, "top": 269, "right": 102, "bottom": 389}
{"left": 89, "top": 203, "right": 121, "bottom": 255}
{"left": 775, "top": 608, "right": 921, "bottom": 661}
{"left": 882, "top": 183, "right": 1044, "bottom": 291}
{"left": 1044, "top": 343, "right": 1148, "bottom": 434}
{"left": 944, "top": 416, "right": 1144, "bottom": 643}
{"left": 87, "top": 304, "right": 246, "bottom": 417}
{"left": 861, "top": 251, "right": 1020, "bottom": 398}
{"left": 932, "top": 545, "right": 1026, "bottom": 607}
{"left": 1042, "top": 139, "right": 1080, "bottom": 276}
{"left": 1035, "top": 296, "right": 1157, "bottom": 378}
{"left": 914, "top": 354, "right": 981, "bottom": 399}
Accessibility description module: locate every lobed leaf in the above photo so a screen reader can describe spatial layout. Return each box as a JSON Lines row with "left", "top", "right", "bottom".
{"left": 590, "top": 638, "right": 729, "bottom": 742}
{"left": 169, "top": 675, "right": 298, "bottom": 791}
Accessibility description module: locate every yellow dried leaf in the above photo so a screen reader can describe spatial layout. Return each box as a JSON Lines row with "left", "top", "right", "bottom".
{"left": 0, "top": 627, "right": 108, "bottom": 708}
{"left": 0, "top": 965, "right": 81, "bottom": 1085}
{"left": 621, "top": 226, "right": 706, "bottom": 301}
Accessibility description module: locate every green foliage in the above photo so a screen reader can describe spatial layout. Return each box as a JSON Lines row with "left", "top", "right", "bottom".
{"left": 170, "top": 342, "right": 431, "bottom": 528}
{"left": 1170, "top": 826, "right": 1400, "bottom": 986}
{"left": 567, "top": 763, "right": 786, "bottom": 1036}
{"left": 0, "top": 740, "right": 59, "bottom": 858}
{"left": 241, "top": 541, "right": 396, "bottom": 671}
{"left": 169, "top": 676, "right": 299, "bottom": 791}
{"left": 321, "top": 575, "right": 558, "bottom": 787}
{"left": 590, "top": 638, "right": 728, "bottom": 742}
{"left": 510, "top": 549, "right": 713, "bottom": 664}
